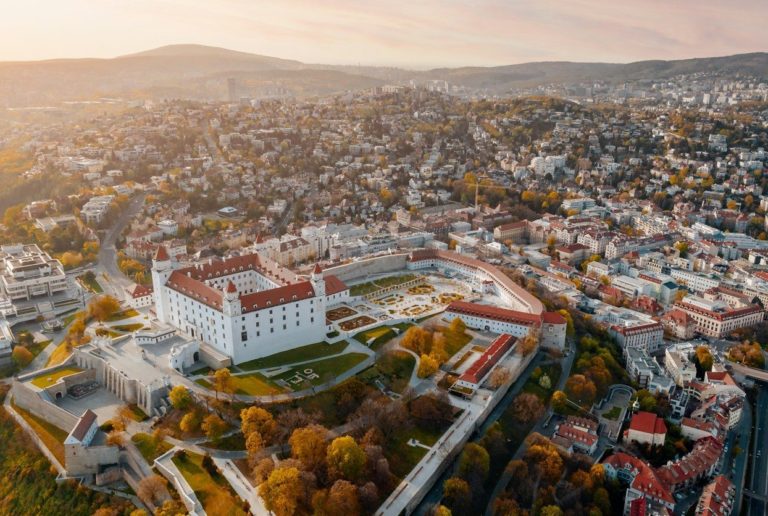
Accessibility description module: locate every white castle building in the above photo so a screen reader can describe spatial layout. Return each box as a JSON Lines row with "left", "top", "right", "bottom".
{"left": 151, "top": 246, "right": 349, "bottom": 364}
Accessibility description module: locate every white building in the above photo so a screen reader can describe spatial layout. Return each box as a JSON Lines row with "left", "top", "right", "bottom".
{"left": 0, "top": 244, "right": 68, "bottom": 301}
{"left": 152, "top": 247, "right": 349, "bottom": 364}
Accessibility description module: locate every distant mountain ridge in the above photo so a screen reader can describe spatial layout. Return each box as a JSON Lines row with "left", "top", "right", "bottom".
{"left": 0, "top": 44, "right": 766, "bottom": 107}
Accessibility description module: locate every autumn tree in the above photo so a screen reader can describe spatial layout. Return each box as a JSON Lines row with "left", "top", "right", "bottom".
{"left": 443, "top": 477, "right": 471, "bottom": 513}
{"left": 87, "top": 295, "right": 121, "bottom": 322}
{"left": 488, "top": 366, "right": 512, "bottom": 389}
{"left": 401, "top": 326, "right": 434, "bottom": 356}
{"left": 511, "top": 392, "right": 545, "bottom": 425}
{"left": 201, "top": 413, "right": 227, "bottom": 441}
{"left": 211, "top": 368, "right": 234, "bottom": 401}
{"left": 565, "top": 374, "right": 597, "bottom": 405}
{"left": 457, "top": 442, "right": 490, "bottom": 486}
{"left": 169, "top": 385, "right": 193, "bottom": 410}
{"left": 137, "top": 475, "right": 168, "bottom": 506}
{"left": 259, "top": 467, "right": 304, "bottom": 516}
{"left": 410, "top": 392, "right": 453, "bottom": 430}
{"left": 448, "top": 317, "right": 467, "bottom": 335}
{"left": 518, "top": 333, "right": 537, "bottom": 356}
{"left": 417, "top": 353, "right": 439, "bottom": 378}
{"left": 180, "top": 410, "right": 202, "bottom": 434}
{"left": 11, "top": 346, "right": 33, "bottom": 368}
{"left": 242, "top": 406, "right": 277, "bottom": 443}
{"left": 326, "top": 436, "right": 367, "bottom": 482}
{"left": 246, "top": 431, "right": 265, "bottom": 465}
{"left": 289, "top": 424, "right": 328, "bottom": 472}
{"left": 695, "top": 345, "right": 714, "bottom": 376}
{"left": 313, "top": 480, "right": 361, "bottom": 516}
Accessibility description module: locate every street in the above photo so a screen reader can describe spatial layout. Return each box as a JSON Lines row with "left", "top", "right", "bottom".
{"left": 94, "top": 192, "right": 147, "bottom": 298}
{"left": 744, "top": 384, "right": 768, "bottom": 516}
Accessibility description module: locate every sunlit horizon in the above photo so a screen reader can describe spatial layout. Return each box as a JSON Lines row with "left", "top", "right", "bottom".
{"left": 2, "top": 0, "right": 767, "bottom": 68}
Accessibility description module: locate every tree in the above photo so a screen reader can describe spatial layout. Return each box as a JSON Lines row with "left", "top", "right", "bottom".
{"left": 211, "top": 368, "right": 234, "bottom": 401}
{"left": 511, "top": 392, "right": 545, "bottom": 425}
{"left": 448, "top": 317, "right": 467, "bottom": 335}
{"left": 137, "top": 475, "right": 168, "bottom": 506}
{"left": 443, "top": 477, "right": 471, "bottom": 513}
{"left": 106, "top": 430, "right": 125, "bottom": 447}
{"left": 457, "top": 442, "right": 490, "bottom": 485}
{"left": 253, "top": 457, "right": 276, "bottom": 484}
{"left": 180, "top": 410, "right": 202, "bottom": 434}
{"left": 433, "top": 505, "right": 453, "bottom": 516}
{"left": 401, "top": 327, "right": 434, "bottom": 356}
{"left": 259, "top": 467, "right": 304, "bottom": 516}
{"left": 246, "top": 431, "right": 265, "bottom": 464}
{"left": 314, "top": 480, "right": 361, "bottom": 516}
{"left": 518, "top": 333, "right": 537, "bottom": 356}
{"left": 289, "top": 425, "right": 328, "bottom": 472}
{"left": 326, "top": 436, "right": 367, "bottom": 481}
{"left": 695, "top": 345, "right": 714, "bottom": 376}
{"left": 410, "top": 392, "right": 453, "bottom": 430}
{"left": 11, "top": 346, "right": 33, "bottom": 368}
{"left": 87, "top": 295, "right": 121, "bottom": 322}
{"left": 540, "top": 506, "right": 563, "bottom": 516}
{"left": 565, "top": 374, "right": 597, "bottom": 405}
{"left": 168, "top": 385, "right": 193, "bottom": 410}
{"left": 417, "top": 353, "right": 439, "bottom": 378}
{"left": 525, "top": 443, "right": 563, "bottom": 484}
{"left": 241, "top": 406, "right": 277, "bottom": 443}
{"left": 488, "top": 366, "right": 512, "bottom": 388}
{"left": 201, "top": 413, "right": 227, "bottom": 441}
{"left": 551, "top": 390, "right": 568, "bottom": 413}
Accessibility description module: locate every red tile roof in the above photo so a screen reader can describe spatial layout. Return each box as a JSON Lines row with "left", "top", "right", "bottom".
{"left": 167, "top": 270, "right": 223, "bottom": 309}
{"left": 154, "top": 245, "right": 170, "bottom": 261}
{"left": 70, "top": 409, "right": 97, "bottom": 443}
{"left": 324, "top": 275, "right": 348, "bottom": 296}
{"left": 629, "top": 411, "right": 667, "bottom": 435}
{"left": 240, "top": 281, "right": 315, "bottom": 312}
{"left": 459, "top": 334, "right": 515, "bottom": 385}
{"left": 447, "top": 301, "right": 566, "bottom": 328}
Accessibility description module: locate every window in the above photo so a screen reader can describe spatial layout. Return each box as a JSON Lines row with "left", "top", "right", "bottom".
{"left": 241, "top": 331, "right": 247, "bottom": 341}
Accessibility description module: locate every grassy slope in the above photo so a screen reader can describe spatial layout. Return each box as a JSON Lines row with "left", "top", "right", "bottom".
{"left": 0, "top": 388, "right": 134, "bottom": 515}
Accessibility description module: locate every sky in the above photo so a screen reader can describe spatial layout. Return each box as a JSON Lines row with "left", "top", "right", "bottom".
{"left": 1, "top": 0, "right": 766, "bottom": 68}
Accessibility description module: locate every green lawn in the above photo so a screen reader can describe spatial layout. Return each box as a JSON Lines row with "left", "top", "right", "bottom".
{"left": 197, "top": 373, "right": 285, "bottom": 397}
{"left": 386, "top": 424, "right": 445, "bottom": 479}
{"left": 77, "top": 274, "right": 103, "bottom": 293}
{"left": 61, "top": 311, "right": 86, "bottom": 329}
{"left": 112, "top": 323, "right": 144, "bottom": 332}
{"left": 237, "top": 341, "right": 349, "bottom": 371}
{"left": 12, "top": 402, "right": 68, "bottom": 464}
{"left": 354, "top": 326, "right": 397, "bottom": 350}
{"left": 359, "top": 350, "right": 415, "bottom": 393}
{"left": 105, "top": 309, "right": 139, "bottom": 322}
{"left": 172, "top": 451, "right": 247, "bottom": 516}
{"left": 441, "top": 327, "right": 473, "bottom": 357}
{"left": 349, "top": 274, "right": 417, "bottom": 296}
{"left": 131, "top": 433, "right": 172, "bottom": 462}
{"left": 203, "top": 432, "right": 245, "bottom": 451}
{"left": 603, "top": 406, "right": 622, "bottom": 421}
{"left": 272, "top": 352, "right": 369, "bottom": 388}
{"left": 30, "top": 367, "right": 83, "bottom": 388}
{"left": 126, "top": 404, "right": 149, "bottom": 422}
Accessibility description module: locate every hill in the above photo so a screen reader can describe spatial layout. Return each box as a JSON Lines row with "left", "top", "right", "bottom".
{"left": 0, "top": 45, "right": 765, "bottom": 106}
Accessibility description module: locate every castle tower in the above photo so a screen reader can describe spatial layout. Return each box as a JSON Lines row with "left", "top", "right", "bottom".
{"left": 151, "top": 246, "right": 174, "bottom": 323}
{"left": 222, "top": 280, "right": 241, "bottom": 317}
{"left": 310, "top": 263, "right": 325, "bottom": 297}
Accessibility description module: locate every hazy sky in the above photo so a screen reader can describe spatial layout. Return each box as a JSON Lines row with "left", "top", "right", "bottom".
{"left": 2, "top": 0, "right": 766, "bottom": 67}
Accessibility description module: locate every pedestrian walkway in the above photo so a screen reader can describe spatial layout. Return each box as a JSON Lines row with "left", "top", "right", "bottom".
{"left": 213, "top": 457, "right": 270, "bottom": 515}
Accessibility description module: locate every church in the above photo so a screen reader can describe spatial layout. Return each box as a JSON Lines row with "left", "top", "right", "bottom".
{"left": 151, "top": 246, "right": 349, "bottom": 364}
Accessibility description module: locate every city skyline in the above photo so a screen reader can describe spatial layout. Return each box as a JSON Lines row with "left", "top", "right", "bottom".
{"left": 2, "top": 0, "right": 767, "bottom": 67}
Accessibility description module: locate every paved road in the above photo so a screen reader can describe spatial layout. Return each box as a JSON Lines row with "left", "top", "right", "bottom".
{"left": 95, "top": 193, "right": 147, "bottom": 298}
{"left": 414, "top": 346, "right": 557, "bottom": 515}
{"left": 482, "top": 342, "right": 577, "bottom": 515}
{"left": 745, "top": 385, "right": 768, "bottom": 516}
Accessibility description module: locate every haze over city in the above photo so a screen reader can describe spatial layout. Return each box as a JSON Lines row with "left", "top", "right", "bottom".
{"left": 2, "top": 0, "right": 768, "bottom": 66}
